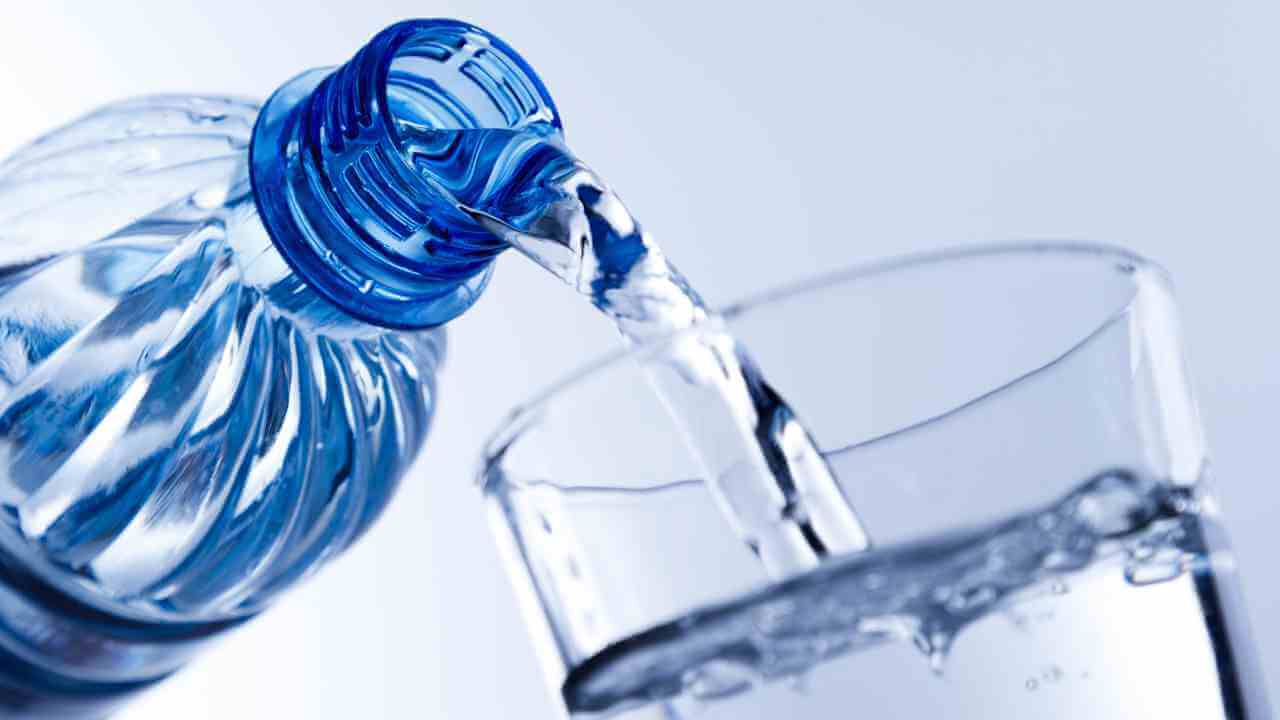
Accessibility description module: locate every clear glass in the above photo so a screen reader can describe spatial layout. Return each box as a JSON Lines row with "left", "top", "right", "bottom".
{"left": 481, "top": 244, "right": 1271, "bottom": 719}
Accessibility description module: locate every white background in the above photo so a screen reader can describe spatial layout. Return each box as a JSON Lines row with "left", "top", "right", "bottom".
{"left": 1, "top": 1, "right": 1278, "bottom": 717}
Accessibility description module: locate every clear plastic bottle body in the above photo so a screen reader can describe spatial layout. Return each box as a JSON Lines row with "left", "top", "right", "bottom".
{"left": 0, "top": 17, "right": 580, "bottom": 716}
{"left": 0, "top": 94, "right": 443, "bottom": 716}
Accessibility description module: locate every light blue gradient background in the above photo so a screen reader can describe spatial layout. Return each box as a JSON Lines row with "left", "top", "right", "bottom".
{"left": 1, "top": 1, "right": 1277, "bottom": 717}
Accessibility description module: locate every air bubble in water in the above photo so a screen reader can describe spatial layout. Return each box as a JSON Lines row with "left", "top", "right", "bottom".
{"left": 684, "top": 661, "right": 757, "bottom": 702}
{"left": 561, "top": 470, "right": 1196, "bottom": 715}
{"left": 1125, "top": 555, "right": 1189, "bottom": 586}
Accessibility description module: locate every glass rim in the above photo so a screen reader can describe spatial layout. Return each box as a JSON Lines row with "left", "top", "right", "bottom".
{"left": 479, "top": 240, "right": 1165, "bottom": 479}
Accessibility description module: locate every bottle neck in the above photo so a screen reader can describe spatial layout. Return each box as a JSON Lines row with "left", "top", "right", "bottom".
{"left": 249, "top": 20, "right": 560, "bottom": 329}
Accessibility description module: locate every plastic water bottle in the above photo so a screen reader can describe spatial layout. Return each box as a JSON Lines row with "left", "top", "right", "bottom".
{"left": 0, "top": 19, "right": 554, "bottom": 717}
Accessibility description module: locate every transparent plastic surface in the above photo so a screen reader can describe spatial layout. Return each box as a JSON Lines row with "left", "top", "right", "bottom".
{"left": 482, "top": 245, "right": 1272, "bottom": 719}
{"left": 250, "top": 19, "right": 561, "bottom": 328}
{"left": 0, "top": 16, "right": 764, "bottom": 716}
{"left": 0, "top": 95, "right": 442, "bottom": 716}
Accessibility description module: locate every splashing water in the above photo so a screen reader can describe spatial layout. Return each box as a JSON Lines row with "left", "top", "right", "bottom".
{"left": 556, "top": 469, "right": 1233, "bottom": 718}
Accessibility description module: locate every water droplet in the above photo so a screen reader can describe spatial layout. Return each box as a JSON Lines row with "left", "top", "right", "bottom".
{"left": 1074, "top": 469, "right": 1160, "bottom": 537}
{"left": 911, "top": 629, "right": 954, "bottom": 675}
{"left": 1026, "top": 678, "right": 1039, "bottom": 691}
{"left": 946, "top": 585, "right": 998, "bottom": 614}
{"left": 1125, "top": 556, "right": 1188, "bottom": 586}
{"left": 684, "top": 661, "right": 756, "bottom": 702}
{"left": 929, "top": 648, "right": 948, "bottom": 675}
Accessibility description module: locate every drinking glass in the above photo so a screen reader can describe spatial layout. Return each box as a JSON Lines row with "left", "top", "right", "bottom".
{"left": 480, "top": 243, "right": 1270, "bottom": 719}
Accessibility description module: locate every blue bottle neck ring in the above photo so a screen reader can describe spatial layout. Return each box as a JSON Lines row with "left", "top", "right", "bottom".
{"left": 249, "top": 19, "right": 561, "bottom": 329}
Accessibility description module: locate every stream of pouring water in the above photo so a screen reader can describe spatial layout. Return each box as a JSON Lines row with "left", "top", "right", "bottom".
{"left": 408, "top": 121, "right": 870, "bottom": 574}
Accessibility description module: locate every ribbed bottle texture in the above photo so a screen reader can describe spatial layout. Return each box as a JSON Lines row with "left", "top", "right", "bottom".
{"left": 0, "top": 18, "right": 562, "bottom": 715}
{"left": 0, "top": 93, "right": 442, "bottom": 715}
